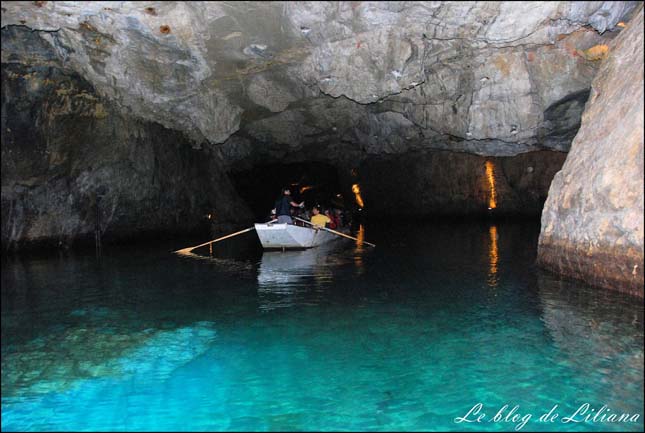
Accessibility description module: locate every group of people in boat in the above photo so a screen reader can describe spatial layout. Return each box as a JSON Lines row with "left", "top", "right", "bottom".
{"left": 270, "top": 187, "right": 345, "bottom": 229}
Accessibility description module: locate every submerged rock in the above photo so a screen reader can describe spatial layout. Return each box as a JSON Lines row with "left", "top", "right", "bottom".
{"left": 1, "top": 307, "right": 218, "bottom": 398}
{"left": 538, "top": 8, "right": 644, "bottom": 297}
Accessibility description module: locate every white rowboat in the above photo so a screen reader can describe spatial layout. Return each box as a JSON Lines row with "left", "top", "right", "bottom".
{"left": 254, "top": 222, "right": 344, "bottom": 249}
{"left": 175, "top": 221, "right": 365, "bottom": 255}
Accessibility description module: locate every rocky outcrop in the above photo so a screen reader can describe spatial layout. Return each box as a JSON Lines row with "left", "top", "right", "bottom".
{"left": 538, "top": 8, "right": 644, "bottom": 297}
{"left": 1, "top": 52, "right": 251, "bottom": 251}
{"left": 359, "top": 150, "right": 566, "bottom": 217}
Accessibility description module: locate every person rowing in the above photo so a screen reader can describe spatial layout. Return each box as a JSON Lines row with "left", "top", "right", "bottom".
{"left": 273, "top": 187, "right": 304, "bottom": 224}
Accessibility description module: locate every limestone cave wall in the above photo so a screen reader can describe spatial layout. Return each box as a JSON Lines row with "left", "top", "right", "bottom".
{"left": 538, "top": 8, "right": 644, "bottom": 297}
{"left": 1, "top": 37, "right": 251, "bottom": 251}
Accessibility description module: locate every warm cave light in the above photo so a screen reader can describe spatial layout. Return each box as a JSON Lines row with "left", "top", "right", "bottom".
{"left": 488, "top": 225, "right": 499, "bottom": 287}
{"left": 485, "top": 160, "right": 497, "bottom": 210}
{"left": 352, "top": 183, "right": 364, "bottom": 208}
{"left": 299, "top": 185, "right": 315, "bottom": 194}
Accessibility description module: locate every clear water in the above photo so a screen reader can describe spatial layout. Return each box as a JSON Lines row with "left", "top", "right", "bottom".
{"left": 1, "top": 221, "right": 643, "bottom": 431}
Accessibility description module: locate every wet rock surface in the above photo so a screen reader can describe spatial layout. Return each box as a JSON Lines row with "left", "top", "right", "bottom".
{"left": 538, "top": 8, "right": 644, "bottom": 297}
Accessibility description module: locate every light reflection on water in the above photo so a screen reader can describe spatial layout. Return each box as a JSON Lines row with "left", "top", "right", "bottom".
{"left": 257, "top": 246, "right": 336, "bottom": 311}
{"left": 1, "top": 221, "right": 643, "bottom": 431}
{"left": 354, "top": 224, "right": 366, "bottom": 276}
{"left": 488, "top": 225, "right": 499, "bottom": 288}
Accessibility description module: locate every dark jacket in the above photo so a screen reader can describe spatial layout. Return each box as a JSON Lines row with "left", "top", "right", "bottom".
{"left": 275, "top": 196, "right": 292, "bottom": 216}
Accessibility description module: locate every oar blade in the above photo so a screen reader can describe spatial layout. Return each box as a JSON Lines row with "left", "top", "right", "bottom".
{"left": 173, "top": 226, "right": 256, "bottom": 255}
{"left": 174, "top": 247, "right": 194, "bottom": 255}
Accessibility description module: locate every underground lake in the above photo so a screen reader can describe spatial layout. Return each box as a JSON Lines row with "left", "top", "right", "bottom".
{"left": 1, "top": 221, "right": 643, "bottom": 431}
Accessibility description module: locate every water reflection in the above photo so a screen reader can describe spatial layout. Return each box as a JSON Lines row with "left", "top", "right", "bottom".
{"left": 257, "top": 247, "right": 334, "bottom": 289}
{"left": 537, "top": 272, "right": 644, "bottom": 416}
{"left": 488, "top": 225, "right": 499, "bottom": 287}
{"left": 354, "top": 224, "right": 366, "bottom": 276}
{"left": 256, "top": 244, "right": 348, "bottom": 311}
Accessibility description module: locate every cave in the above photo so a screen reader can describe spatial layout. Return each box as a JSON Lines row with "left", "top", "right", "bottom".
{"left": 1, "top": 6, "right": 633, "bottom": 248}
{"left": 1, "top": 2, "right": 643, "bottom": 431}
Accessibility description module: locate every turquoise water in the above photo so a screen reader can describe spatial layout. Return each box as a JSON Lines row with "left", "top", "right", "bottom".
{"left": 1, "top": 221, "right": 643, "bottom": 431}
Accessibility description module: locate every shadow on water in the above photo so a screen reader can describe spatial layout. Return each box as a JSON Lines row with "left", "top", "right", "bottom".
{"left": 1, "top": 220, "right": 643, "bottom": 431}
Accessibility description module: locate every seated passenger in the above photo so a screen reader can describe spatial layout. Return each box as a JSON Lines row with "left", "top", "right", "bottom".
{"left": 334, "top": 208, "right": 344, "bottom": 227}
{"left": 310, "top": 206, "right": 331, "bottom": 228}
{"left": 324, "top": 209, "right": 338, "bottom": 229}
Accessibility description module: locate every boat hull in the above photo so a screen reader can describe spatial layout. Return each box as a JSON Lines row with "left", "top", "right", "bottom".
{"left": 254, "top": 223, "right": 342, "bottom": 249}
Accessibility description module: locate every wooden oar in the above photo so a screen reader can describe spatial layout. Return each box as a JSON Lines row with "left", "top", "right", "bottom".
{"left": 174, "top": 226, "right": 256, "bottom": 254}
{"left": 295, "top": 217, "right": 376, "bottom": 247}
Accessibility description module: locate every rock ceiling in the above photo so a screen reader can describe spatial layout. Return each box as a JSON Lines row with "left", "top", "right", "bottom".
{"left": 1, "top": 1, "right": 639, "bottom": 164}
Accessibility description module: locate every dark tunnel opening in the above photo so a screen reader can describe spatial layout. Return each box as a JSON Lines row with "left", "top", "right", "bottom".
{"left": 228, "top": 149, "right": 569, "bottom": 226}
{"left": 230, "top": 162, "right": 355, "bottom": 222}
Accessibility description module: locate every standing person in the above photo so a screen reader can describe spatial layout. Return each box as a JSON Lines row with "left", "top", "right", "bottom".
{"left": 273, "top": 187, "right": 304, "bottom": 224}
